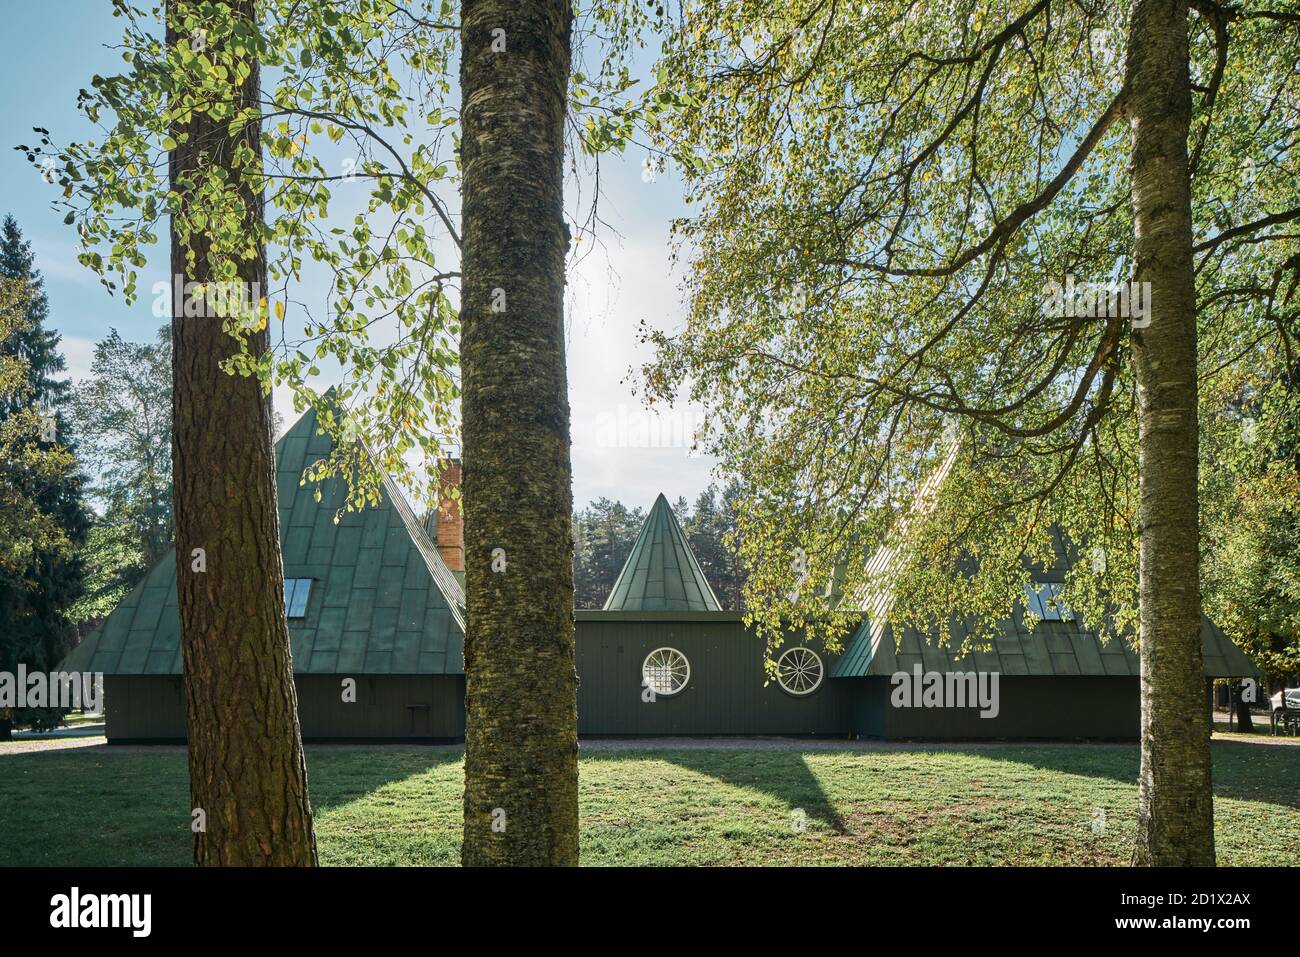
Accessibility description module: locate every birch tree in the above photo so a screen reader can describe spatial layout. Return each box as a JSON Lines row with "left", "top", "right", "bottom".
{"left": 644, "top": 0, "right": 1300, "bottom": 864}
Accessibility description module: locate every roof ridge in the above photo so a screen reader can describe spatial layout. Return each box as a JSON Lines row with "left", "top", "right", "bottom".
{"left": 378, "top": 468, "right": 467, "bottom": 628}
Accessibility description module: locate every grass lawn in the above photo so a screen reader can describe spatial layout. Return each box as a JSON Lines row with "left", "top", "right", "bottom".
{"left": 57, "top": 712, "right": 104, "bottom": 727}
{"left": 0, "top": 742, "right": 1295, "bottom": 866}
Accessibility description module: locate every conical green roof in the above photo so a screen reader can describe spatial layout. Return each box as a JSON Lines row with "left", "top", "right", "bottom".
{"left": 62, "top": 402, "right": 465, "bottom": 676}
{"left": 603, "top": 493, "right": 722, "bottom": 612}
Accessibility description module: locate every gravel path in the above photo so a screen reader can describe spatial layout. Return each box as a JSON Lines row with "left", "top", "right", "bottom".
{"left": 2, "top": 731, "right": 1293, "bottom": 756}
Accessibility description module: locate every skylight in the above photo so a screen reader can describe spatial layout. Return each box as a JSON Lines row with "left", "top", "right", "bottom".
{"left": 1024, "top": 582, "right": 1074, "bottom": 622}
{"left": 284, "top": 578, "right": 313, "bottom": 619}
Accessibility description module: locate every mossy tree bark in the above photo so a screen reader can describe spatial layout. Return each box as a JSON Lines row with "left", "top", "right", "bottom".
{"left": 459, "top": 0, "right": 579, "bottom": 866}
{"left": 167, "top": 0, "right": 317, "bottom": 867}
{"left": 1126, "top": 0, "right": 1215, "bottom": 866}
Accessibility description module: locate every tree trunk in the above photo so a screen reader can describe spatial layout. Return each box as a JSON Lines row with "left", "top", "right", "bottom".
{"left": 459, "top": 0, "right": 579, "bottom": 865}
{"left": 1126, "top": 0, "right": 1215, "bottom": 866}
{"left": 1232, "top": 682, "right": 1254, "bottom": 732}
{"left": 167, "top": 0, "right": 316, "bottom": 866}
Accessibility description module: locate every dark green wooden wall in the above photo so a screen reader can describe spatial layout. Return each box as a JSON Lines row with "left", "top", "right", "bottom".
{"left": 104, "top": 675, "right": 464, "bottom": 741}
{"left": 574, "top": 616, "right": 852, "bottom": 736}
{"left": 103, "top": 626, "right": 1148, "bottom": 741}
{"left": 849, "top": 675, "right": 1140, "bottom": 738}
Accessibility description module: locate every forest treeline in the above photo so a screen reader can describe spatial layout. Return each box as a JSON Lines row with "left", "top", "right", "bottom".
{"left": 572, "top": 484, "right": 747, "bottom": 610}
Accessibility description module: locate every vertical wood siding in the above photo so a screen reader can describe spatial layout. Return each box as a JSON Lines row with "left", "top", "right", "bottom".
{"left": 105, "top": 676, "right": 464, "bottom": 740}
{"left": 574, "top": 619, "right": 852, "bottom": 735}
{"left": 859, "top": 675, "right": 1141, "bottom": 738}
{"left": 103, "top": 640, "right": 1145, "bottom": 740}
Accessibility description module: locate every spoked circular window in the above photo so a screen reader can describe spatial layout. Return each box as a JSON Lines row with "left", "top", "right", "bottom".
{"left": 642, "top": 647, "right": 691, "bottom": 697}
{"left": 776, "top": 647, "right": 824, "bottom": 696}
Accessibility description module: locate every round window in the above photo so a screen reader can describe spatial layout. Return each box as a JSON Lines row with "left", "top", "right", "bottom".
{"left": 776, "top": 647, "right": 824, "bottom": 696}
{"left": 642, "top": 647, "right": 691, "bottom": 697}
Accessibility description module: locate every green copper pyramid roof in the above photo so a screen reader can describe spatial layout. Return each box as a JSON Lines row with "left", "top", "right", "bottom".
{"left": 603, "top": 493, "right": 722, "bottom": 612}
{"left": 830, "top": 605, "right": 1258, "bottom": 679}
{"left": 830, "top": 501, "right": 1258, "bottom": 680}
{"left": 64, "top": 403, "right": 466, "bottom": 676}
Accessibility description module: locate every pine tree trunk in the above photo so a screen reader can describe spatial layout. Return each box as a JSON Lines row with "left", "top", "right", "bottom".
{"left": 167, "top": 0, "right": 316, "bottom": 866}
{"left": 459, "top": 0, "right": 579, "bottom": 866}
{"left": 1126, "top": 0, "right": 1215, "bottom": 866}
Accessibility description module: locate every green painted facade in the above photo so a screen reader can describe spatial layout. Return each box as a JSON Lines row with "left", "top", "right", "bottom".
{"left": 575, "top": 612, "right": 849, "bottom": 735}
{"left": 848, "top": 675, "right": 1143, "bottom": 739}
{"left": 101, "top": 675, "right": 466, "bottom": 741}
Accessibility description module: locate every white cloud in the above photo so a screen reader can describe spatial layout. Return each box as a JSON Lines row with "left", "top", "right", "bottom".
{"left": 565, "top": 230, "right": 719, "bottom": 507}
{"left": 60, "top": 334, "right": 96, "bottom": 384}
{"left": 29, "top": 236, "right": 100, "bottom": 288}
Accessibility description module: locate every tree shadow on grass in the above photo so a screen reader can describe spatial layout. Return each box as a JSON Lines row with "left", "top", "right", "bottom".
{"left": 962, "top": 741, "right": 1300, "bottom": 811}
{"left": 305, "top": 747, "right": 463, "bottom": 813}
{"left": 592, "top": 748, "right": 850, "bottom": 834}
{"left": 0, "top": 745, "right": 468, "bottom": 866}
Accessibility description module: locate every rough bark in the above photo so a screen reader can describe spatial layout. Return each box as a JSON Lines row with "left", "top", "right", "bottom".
{"left": 167, "top": 0, "right": 317, "bottom": 866}
{"left": 459, "top": 0, "right": 579, "bottom": 865}
{"left": 1126, "top": 0, "right": 1215, "bottom": 866}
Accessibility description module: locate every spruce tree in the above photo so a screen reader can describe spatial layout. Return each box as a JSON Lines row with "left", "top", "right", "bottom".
{"left": 0, "top": 217, "right": 72, "bottom": 414}
{"left": 0, "top": 215, "right": 90, "bottom": 738}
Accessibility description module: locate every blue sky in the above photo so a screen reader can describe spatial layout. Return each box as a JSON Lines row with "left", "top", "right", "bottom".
{"left": 0, "top": 0, "right": 719, "bottom": 511}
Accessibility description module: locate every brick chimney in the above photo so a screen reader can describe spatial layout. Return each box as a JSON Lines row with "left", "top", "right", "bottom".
{"left": 434, "top": 458, "right": 464, "bottom": 573}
